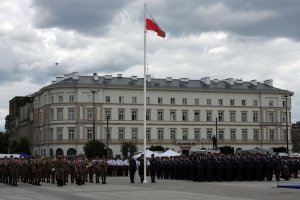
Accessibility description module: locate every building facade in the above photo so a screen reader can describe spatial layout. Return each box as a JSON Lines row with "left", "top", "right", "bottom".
{"left": 291, "top": 121, "right": 300, "bottom": 152}
{"left": 10, "top": 72, "right": 293, "bottom": 156}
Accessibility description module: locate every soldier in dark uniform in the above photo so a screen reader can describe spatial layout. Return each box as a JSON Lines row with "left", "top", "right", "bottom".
{"left": 137, "top": 154, "right": 145, "bottom": 183}
{"left": 149, "top": 154, "right": 157, "bottom": 183}
{"left": 128, "top": 156, "right": 137, "bottom": 183}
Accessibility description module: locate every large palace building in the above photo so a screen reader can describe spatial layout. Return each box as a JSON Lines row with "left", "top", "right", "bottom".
{"left": 8, "top": 72, "right": 293, "bottom": 156}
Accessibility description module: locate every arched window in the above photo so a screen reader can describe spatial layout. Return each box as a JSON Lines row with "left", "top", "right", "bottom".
{"left": 67, "top": 148, "right": 77, "bottom": 156}
{"left": 56, "top": 148, "right": 64, "bottom": 156}
{"left": 49, "top": 148, "right": 54, "bottom": 157}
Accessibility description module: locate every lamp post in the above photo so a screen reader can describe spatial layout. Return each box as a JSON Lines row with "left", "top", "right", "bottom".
{"left": 284, "top": 94, "right": 289, "bottom": 154}
{"left": 106, "top": 114, "right": 109, "bottom": 158}
{"left": 215, "top": 117, "right": 218, "bottom": 149}
{"left": 91, "top": 90, "right": 97, "bottom": 141}
{"left": 202, "top": 138, "right": 204, "bottom": 149}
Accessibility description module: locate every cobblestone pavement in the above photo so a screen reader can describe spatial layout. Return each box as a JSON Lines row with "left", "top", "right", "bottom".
{"left": 1, "top": 177, "right": 300, "bottom": 200}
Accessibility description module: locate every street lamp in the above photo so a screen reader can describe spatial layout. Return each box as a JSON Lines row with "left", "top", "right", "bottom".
{"left": 106, "top": 114, "right": 109, "bottom": 158}
{"left": 215, "top": 117, "right": 218, "bottom": 149}
{"left": 91, "top": 90, "right": 97, "bottom": 141}
{"left": 284, "top": 94, "right": 289, "bottom": 154}
{"left": 202, "top": 138, "right": 204, "bottom": 149}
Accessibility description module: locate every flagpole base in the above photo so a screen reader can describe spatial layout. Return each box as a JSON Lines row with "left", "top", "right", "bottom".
{"left": 143, "top": 179, "right": 148, "bottom": 183}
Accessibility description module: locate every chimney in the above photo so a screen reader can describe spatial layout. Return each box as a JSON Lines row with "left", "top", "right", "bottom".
{"left": 263, "top": 79, "right": 273, "bottom": 87}
{"left": 146, "top": 75, "right": 151, "bottom": 82}
{"left": 117, "top": 74, "right": 123, "bottom": 78}
{"left": 104, "top": 75, "right": 112, "bottom": 80}
{"left": 70, "top": 72, "right": 79, "bottom": 80}
{"left": 131, "top": 76, "right": 138, "bottom": 81}
{"left": 225, "top": 78, "right": 234, "bottom": 85}
{"left": 180, "top": 78, "right": 189, "bottom": 82}
{"left": 235, "top": 79, "right": 243, "bottom": 84}
{"left": 166, "top": 77, "right": 172, "bottom": 82}
{"left": 201, "top": 77, "right": 210, "bottom": 85}
{"left": 250, "top": 80, "right": 257, "bottom": 86}
{"left": 213, "top": 79, "right": 219, "bottom": 84}
{"left": 93, "top": 73, "right": 98, "bottom": 81}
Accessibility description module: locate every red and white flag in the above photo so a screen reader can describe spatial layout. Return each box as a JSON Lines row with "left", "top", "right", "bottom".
{"left": 145, "top": 9, "right": 166, "bottom": 38}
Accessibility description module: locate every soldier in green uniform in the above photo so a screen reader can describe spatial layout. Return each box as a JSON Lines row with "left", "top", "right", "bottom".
{"left": 55, "top": 155, "right": 65, "bottom": 186}
{"left": 100, "top": 155, "right": 108, "bottom": 184}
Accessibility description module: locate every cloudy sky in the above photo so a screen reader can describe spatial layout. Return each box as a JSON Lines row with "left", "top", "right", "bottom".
{"left": 1, "top": 0, "right": 300, "bottom": 131}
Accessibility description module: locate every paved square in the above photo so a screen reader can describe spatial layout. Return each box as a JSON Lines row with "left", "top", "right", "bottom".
{"left": 1, "top": 177, "right": 299, "bottom": 200}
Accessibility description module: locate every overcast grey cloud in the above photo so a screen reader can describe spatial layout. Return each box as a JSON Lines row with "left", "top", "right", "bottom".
{"left": 0, "top": 0, "right": 300, "bottom": 131}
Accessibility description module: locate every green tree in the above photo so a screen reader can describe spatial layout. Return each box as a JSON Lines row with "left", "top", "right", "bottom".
{"left": 220, "top": 146, "right": 234, "bottom": 154}
{"left": 9, "top": 137, "right": 31, "bottom": 154}
{"left": 0, "top": 132, "right": 9, "bottom": 153}
{"left": 149, "top": 145, "right": 164, "bottom": 152}
{"left": 83, "top": 140, "right": 105, "bottom": 159}
{"left": 120, "top": 141, "right": 138, "bottom": 158}
{"left": 271, "top": 146, "right": 287, "bottom": 153}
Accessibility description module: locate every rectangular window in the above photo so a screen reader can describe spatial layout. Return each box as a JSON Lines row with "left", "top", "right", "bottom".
{"left": 253, "top": 112, "right": 259, "bottom": 122}
{"left": 230, "top": 111, "right": 236, "bottom": 122}
{"left": 118, "top": 110, "right": 124, "bottom": 120}
{"left": 241, "top": 111, "right": 247, "bottom": 122}
{"left": 230, "top": 130, "right": 236, "bottom": 141}
{"left": 146, "top": 110, "right": 151, "bottom": 121}
{"left": 132, "top": 97, "right": 137, "bottom": 104}
{"left": 50, "top": 109, "right": 54, "bottom": 121}
{"left": 269, "top": 100, "right": 274, "bottom": 107}
{"left": 253, "top": 100, "right": 258, "bottom": 106}
{"left": 194, "top": 98, "right": 199, "bottom": 105}
{"left": 230, "top": 99, "right": 235, "bottom": 106}
{"left": 218, "top": 130, "right": 224, "bottom": 140}
{"left": 105, "top": 96, "right": 111, "bottom": 103}
{"left": 68, "top": 108, "right": 75, "bottom": 120}
{"left": 182, "top": 98, "right": 187, "bottom": 105}
{"left": 283, "top": 130, "right": 287, "bottom": 140}
{"left": 158, "top": 97, "right": 163, "bottom": 104}
{"left": 69, "top": 95, "right": 74, "bottom": 102}
{"left": 87, "top": 128, "right": 93, "bottom": 140}
{"left": 218, "top": 111, "right": 224, "bottom": 122}
{"left": 283, "top": 100, "right": 286, "bottom": 107}
{"left": 206, "top": 129, "right": 212, "bottom": 140}
{"left": 105, "top": 109, "right": 111, "bottom": 119}
{"left": 194, "top": 130, "right": 200, "bottom": 140}
{"left": 242, "top": 129, "right": 248, "bottom": 141}
{"left": 157, "top": 129, "right": 164, "bottom": 140}
{"left": 170, "top": 111, "right": 176, "bottom": 121}
{"left": 131, "top": 129, "right": 138, "bottom": 140}
{"left": 146, "top": 97, "right": 150, "bottom": 104}
{"left": 207, "top": 98, "right": 211, "bottom": 105}
{"left": 57, "top": 108, "right": 63, "bottom": 120}
{"left": 119, "top": 96, "right": 124, "bottom": 103}
{"left": 105, "top": 128, "right": 111, "bottom": 140}
{"left": 182, "top": 129, "right": 188, "bottom": 140}
{"left": 253, "top": 130, "right": 259, "bottom": 141}
{"left": 118, "top": 129, "right": 125, "bottom": 140}
{"left": 51, "top": 96, "right": 54, "bottom": 103}
{"left": 68, "top": 128, "right": 75, "bottom": 139}
{"left": 146, "top": 129, "right": 151, "bottom": 140}
{"left": 182, "top": 111, "right": 188, "bottom": 121}
{"left": 269, "top": 130, "right": 275, "bottom": 141}
{"left": 242, "top": 100, "right": 246, "bottom": 106}
{"left": 170, "top": 129, "right": 176, "bottom": 140}
{"left": 282, "top": 113, "right": 287, "bottom": 123}
{"left": 131, "top": 110, "right": 138, "bottom": 120}
{"left": 157, "top": 110, "right": 164, "bottom": 121}
{"left": 206, "top": 111, "right": 212, "bottom": 122}
{"left": 57, "top": 128, "right": 63, "bottom": 140}
{"left": 218, "top": 99, "right": 223, "bottom": 106}
{"left": 86, "top": 108, "right": 93, "bottom": 120}
{"left": 58, "top": 95, "right": 63, "bottom": 103}
{"left": 194, "top": 111, "right": 200, "bottom": 122}
{"left": 170, "top": 98, "right": 175, "bottom": 105}
{"left": 50, "top": 128, "right": 54, "bottom": 140}
{"left": 268, "top": 112, "right": 275, "bottom": 122}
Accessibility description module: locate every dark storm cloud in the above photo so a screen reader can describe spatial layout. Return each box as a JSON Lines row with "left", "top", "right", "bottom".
{"left": 31, "top": 0, "right": 128, "bottom": 36}
{"left": 150, "top": 0, "right": 300, "bottom": 40}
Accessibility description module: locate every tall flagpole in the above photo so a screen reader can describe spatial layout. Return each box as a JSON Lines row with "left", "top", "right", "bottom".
{"left": 143, "top": 3, "right": 148, "bottom": 183}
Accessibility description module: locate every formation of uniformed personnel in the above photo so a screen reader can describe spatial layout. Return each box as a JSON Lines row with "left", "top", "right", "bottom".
{"left": 1, "top": 153, "right": 299, "bottom": 187}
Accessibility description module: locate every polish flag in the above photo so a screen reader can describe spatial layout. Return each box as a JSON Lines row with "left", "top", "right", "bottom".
{"left": 146, "top": 10, "right": 165, "bottom": 38}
